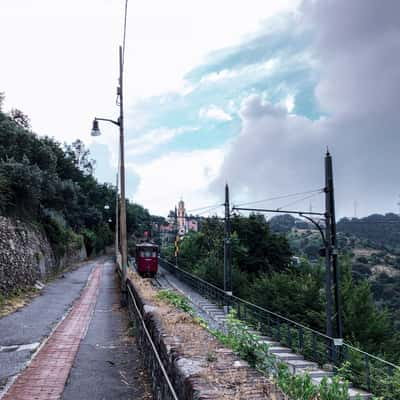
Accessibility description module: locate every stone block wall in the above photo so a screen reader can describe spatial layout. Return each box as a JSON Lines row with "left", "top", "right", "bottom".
{"left": 0, "top": 216, "right": 87, "bottom": 296}
{"left": 127, "top": 279, "right": 287, "bottom": 400}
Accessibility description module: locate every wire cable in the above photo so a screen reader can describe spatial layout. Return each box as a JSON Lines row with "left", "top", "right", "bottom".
{"left": 122, "top": 0, "right": 129, "bottom": 67}
{"left": 277, "top": 192, "right": 323, "bottom": 211}
{"left": 195, "top": 205, "right": 224, "bottom": 216}
{"left": 234, "top": 188, "right": 324, "bottom": 208}
{"left": 187, "top": 203, "right": 224, "bottom": 213}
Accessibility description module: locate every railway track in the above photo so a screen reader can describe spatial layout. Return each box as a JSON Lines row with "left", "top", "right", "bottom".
{"left": 126, "top": 261, "right": 373, "bottom": 399}
{"left": 151, "top": 264, "right": 373, "bottom": 400}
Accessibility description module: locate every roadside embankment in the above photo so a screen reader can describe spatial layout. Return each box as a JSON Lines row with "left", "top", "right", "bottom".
{"left": 0, "top": 216, "right": 86, "bottom": 298}
{"left": 127, "top": 269, "right": 286, "bottom": 399}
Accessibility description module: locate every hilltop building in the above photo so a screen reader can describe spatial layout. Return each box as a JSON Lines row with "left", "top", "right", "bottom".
{"left": 160, "top": 199, "right": 199, "bottom": 244}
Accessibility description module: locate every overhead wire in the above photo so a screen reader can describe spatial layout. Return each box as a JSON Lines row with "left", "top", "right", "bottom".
{"left": 233, "top": 188, "right": 324, "bottom": 208}
{"left": 122, "top": 0, "right": 129, "bottom": 67}
{"left": 196, "top": 205, "right": 224, "bottom": 216}
{"left": 187, "top": 203, "right": 224, "bottom": 213}
{"left": 276, "top": 191, "right": 324, "bottom": 211}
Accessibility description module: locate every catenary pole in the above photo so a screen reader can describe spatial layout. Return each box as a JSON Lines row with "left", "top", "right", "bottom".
{"left": 224, "top": 184, "right": 232, "bottom": 295}
{"left": 115, "top": 172, "right": 119, "bottom": 262}
{"left": 326, "top": 151, "right": 343, "bottom": 339}
{"left": 324, "top": 151, "right": 333, "bottom": 338}
{"left": 119, "top": 45, "right": 128, "bottom": 305}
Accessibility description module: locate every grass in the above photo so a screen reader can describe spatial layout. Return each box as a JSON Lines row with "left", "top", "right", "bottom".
{"left": 155, "top": 289, "right": 195, "bottom": 315}
{"left": 0, "top": 286, "right": 40, "bottom": 318}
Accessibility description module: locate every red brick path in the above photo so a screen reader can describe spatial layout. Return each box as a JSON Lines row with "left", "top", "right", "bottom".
{"left": 3, "top": 264, "right": 102, "bottom": 400}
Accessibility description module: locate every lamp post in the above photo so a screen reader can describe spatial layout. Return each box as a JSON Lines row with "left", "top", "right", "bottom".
{"left": 91, "top": 45, "right": 128, "bottom": 305}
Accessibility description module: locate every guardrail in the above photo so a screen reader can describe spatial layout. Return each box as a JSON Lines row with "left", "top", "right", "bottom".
{"left": 116, "top": 264, "right": 178, "bottom": 400}
{"left": 159, "top": 257, "right": 400, "bottom": 399}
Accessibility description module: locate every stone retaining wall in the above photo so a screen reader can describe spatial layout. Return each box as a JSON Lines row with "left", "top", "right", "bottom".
{"left": 0, "top": 216, "right": 87, "bottom": 296}
{"left": 126, "top": 277, "right": 287, "bottom": 400}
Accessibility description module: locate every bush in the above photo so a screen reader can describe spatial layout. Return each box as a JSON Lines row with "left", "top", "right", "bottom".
{"left": 42, "top": 214, "right": 70, "bottom": 257}
{"left": 82, "top": 228, "right": 97, "bottom": 256}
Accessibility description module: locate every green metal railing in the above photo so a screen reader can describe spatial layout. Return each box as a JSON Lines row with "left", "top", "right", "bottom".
{"left": 159, "top": 257, "right": 400, "bottom": 399}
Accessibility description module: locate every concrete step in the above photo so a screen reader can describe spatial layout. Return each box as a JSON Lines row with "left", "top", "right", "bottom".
{"left": 298, "top": 368, "right": 333, "bottom": 378}
{"left": 286, "top": 359, "right": 319, "bottom": 374}
{"left": 311, "top": 376, "right": 353, "bottom": 388}
{"left": 268, "top": 346, "right": 292, "bottom": 354}
{"left": 258, "top": 338, "right": 280, "bottom": 347}
{"left": 191, "top": 287, "right": 374, "bottom": 399}
{"left": 348, "top": 387, "right": 372, "bottom": 399}
{"left": 273, "top": 352, "right": 304, "bottom": 361}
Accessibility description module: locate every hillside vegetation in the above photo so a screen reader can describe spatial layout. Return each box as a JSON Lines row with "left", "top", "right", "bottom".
{"left": 0, "top": 93, "right": 151, "bottom": 259}
{"left": 164, "top": 214, "right": 400, "bottom": 365}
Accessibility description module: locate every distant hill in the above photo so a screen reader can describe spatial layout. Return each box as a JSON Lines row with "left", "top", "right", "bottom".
{"left": 268, "top": 212, "right": 400, "bottom": 329}
{"left": 268, "top": 214, "right": 309, "bottom": 233}
{"left": 337, "top": 213, "right": 400, "bottom": 251}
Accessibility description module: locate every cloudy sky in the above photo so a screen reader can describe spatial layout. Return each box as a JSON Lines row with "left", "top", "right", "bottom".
{"left": 1, "top": 0, "right": 399, "bottom": 218}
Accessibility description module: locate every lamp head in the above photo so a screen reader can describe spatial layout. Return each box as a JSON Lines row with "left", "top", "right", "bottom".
{"left": 91, "top": 119, "right": 101, "bottom": 136}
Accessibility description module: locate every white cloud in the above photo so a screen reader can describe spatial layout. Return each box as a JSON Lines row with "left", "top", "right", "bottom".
{"left": 282, "top": 94, "right": 295, "bottom": 112}
{"left": 126, "top": 126, "right": 198, "bottom": 156}
{"left": 131, "top": 148, "right": 225, "bottom": 215}
{"left": 199, "top": 58, "right": 280, "bottom": 86}
{"left": 199, "top": 105, "right": 232, "bottom": 122}
{"left": 0, "top": 0, "right": 299, "bottom": 146}
{"left": 213, "top": 0, "right": 400, "bottom": 217}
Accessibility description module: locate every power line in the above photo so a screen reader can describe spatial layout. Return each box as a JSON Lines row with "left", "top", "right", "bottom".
{"left": 187, "top": 203, "right": 224, "bottom": 213}
{"left": 122, "top": 0, "right": 129, "bottom": 66}
{"left": 277, "top": 192, "right": 323, "bottom": 211}
{"left": 196, "top": 205, "right": 224, "bottom": 216}
{"left": 233, "top": 188, "right": 324, "bottom": 208}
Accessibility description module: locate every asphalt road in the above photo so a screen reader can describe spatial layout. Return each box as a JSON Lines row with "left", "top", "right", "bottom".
{"left": 62, "top": 261, "right": 151, "bottom": 400}
{"left": 0, "top": 259, "right": 97, "bottom": 392}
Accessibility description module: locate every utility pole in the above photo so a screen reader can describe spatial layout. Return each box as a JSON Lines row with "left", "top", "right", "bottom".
{"left": 115, "top": 172, "right": 119, "bottom": 263}
{"left": 326, "top": 151, "right": 343, "bottom": 340}
{"left": 224, "top": 184, "right": 232, "bottom": 295}
{"left": 324, "top": 165, "right": 333, "bottom": 339}
{"left": 118, "top": 45, "right": 128, "bottom": 306}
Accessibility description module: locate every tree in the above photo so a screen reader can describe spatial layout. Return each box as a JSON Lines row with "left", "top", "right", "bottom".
{"left": 341, "top": 258, "right": 395, "bottom": 354}
{"left": 248, "top": 262, "right": 325, "bottom": 330}
{"left": 0, "top": 92, "right": 4, "bottom": 111}
{"left": 10, "top": 108, "right": 31, "bottom": 130}
{"left": 64, "top": 139, "right": 95, "bottom": 176}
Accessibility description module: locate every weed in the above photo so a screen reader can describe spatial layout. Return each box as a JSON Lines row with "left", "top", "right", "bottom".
{"left": 156, "top": 289, "right": 194, "bottom": 315}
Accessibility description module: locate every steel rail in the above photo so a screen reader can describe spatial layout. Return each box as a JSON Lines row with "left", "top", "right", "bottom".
{"left": 126, "top": 282, "right": 179, "bottom": 400}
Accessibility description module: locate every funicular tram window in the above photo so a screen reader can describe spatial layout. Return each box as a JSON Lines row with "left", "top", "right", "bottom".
{"left": 143, "top": 249, "right": 152, "bottom": 257}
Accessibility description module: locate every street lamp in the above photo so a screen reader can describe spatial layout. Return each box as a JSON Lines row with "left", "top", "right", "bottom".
{"left": 91, "top": 45, "right": 128, "bottom": 306}
{"left": 91, "top": 119, "right": 101, "bottom": 136}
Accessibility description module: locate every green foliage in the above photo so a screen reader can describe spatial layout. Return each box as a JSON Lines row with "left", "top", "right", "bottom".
{"left": 156, "top": 289, "right": 194, "bottom": 315}
{"left": 340, "top": 258, "right": 394, "bottom": 355}
{"left": 0, "top": 101, "right": 152, "bottom": 257}
{"left": 248, "top": 263, "right": 325, "bottom": 331}
{"left": 221, "top": 311, "right": 276, "bottom": 373}
{"left": 165, "top": 215, "right": 292, "bottom": 297}
{"left": 41, "top": 213, "right": 70, "bottom": 257}
{"left": 318, "top": 375, "right": 350, "bottom": 400}
{"left": 277, "top": 364, "right": 319, "bottom": 400}
{"left": 82, "top": 229, "right": 97, "bottom": 256}
{"left": 338, "top": 214, "right": 400, "bottom": 248}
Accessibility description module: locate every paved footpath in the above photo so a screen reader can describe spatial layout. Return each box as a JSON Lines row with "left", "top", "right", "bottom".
{"left": 0, "top": 259, "right": 97, "bottom": 393}
{"left": 0, "top": 259, "right": 151, "bottom": 400}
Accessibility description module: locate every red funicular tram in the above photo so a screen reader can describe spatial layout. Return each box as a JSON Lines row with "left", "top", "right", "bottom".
{"left": 135, "top": 242, "right": 158, "bottom": 277}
